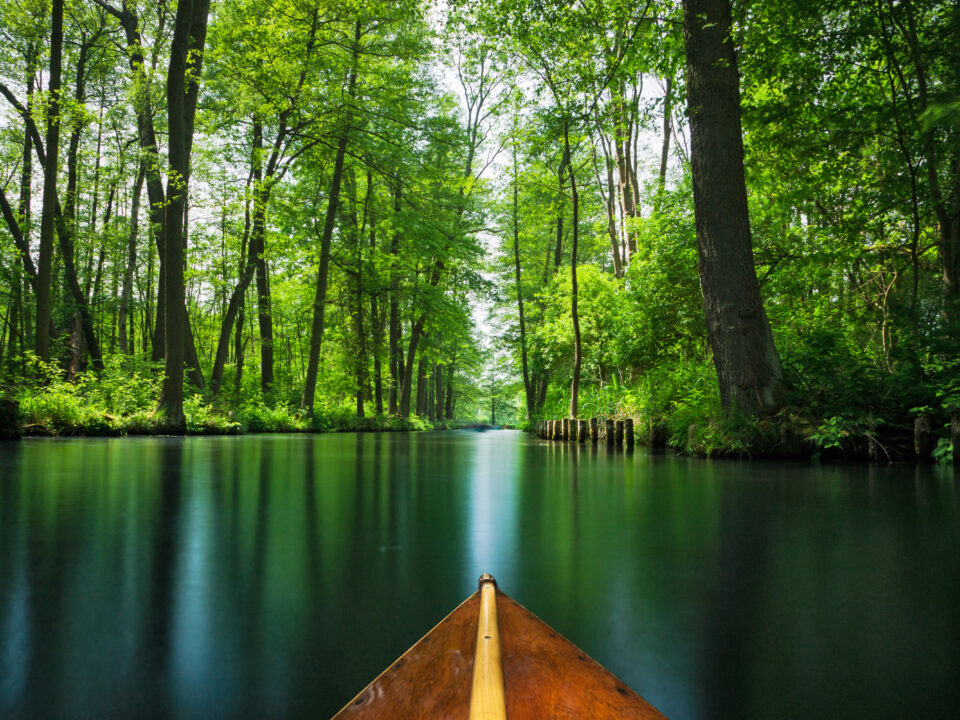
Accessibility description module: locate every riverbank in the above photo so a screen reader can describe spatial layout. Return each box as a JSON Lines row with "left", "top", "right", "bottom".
{"left": 13, "top": 404, "right": 455, "bottom": 437}
{"left": 3, "top": 391, "right": 451, "bottom": 438}
{"left": 530, "top": 408, "right": 960, "bottom": 465}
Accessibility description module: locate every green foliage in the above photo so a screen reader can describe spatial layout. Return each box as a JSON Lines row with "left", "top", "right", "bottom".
{"left": 932, "top": 435, "right": 953, "bottom": 464}
{"left": 234, "top": 398, "right": 307, "bottom": 433}
{"left": 15, "top": 353, "right": 161, "bottom": 435}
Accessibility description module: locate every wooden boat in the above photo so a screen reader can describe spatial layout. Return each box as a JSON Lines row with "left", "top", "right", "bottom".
{"left": 332, "top": 574, "right": 668, "bottom": 719}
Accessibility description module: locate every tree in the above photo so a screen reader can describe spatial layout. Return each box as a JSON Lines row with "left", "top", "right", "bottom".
{"left": 157, "top": 0, "right": 210, "bottom": 431}
{"left": 34, "top": 0, "right": 63, "bottom": 361}
{"left": 682, "top": 0, "right": 784, "bottom": 414}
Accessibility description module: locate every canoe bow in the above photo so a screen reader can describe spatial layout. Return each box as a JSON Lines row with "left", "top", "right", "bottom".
{"left": 331, "top": 574, "right": 667, "bottom": 719}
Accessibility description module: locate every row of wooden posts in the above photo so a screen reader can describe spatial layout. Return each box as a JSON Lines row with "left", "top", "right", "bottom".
{"left": 535, "top": 417, "right": 635, "bottom": 447}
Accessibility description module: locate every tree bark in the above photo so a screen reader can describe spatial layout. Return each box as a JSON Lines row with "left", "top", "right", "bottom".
{"left": 301, "top": 21, "right": 362, "bottom": 416}
{"left": 612, "top": 81, "right": 639, "bottom": 259}
{"left": 592, "top": 130, "right": 623, "bottom": 279}
{"left": 210, "top": 122, "right": 265, "bottom": 395}
{"left": 369, "top": 229, "right": 385, "bottom": 415}
{"left": 119, "top": 162, "right": 145, "bottom": 354}
{"left": 682, "top": 0, "right": 784, "bottom": 414}
{"left": 255, "top": 213, "right": 273, "bottom": 393}
{"left": 35, "top": 0, "right": 63, "bottom": 361}
{"left": 512, "top": 144, "right": 533, "bottom": 419}
{"left": 388, "top": 183, "right": 402, "bottom": 414}
{"left": 659, "top": 75, "right": 673, "bottom": 189}
{"left": 444, "top": 363, "right": 454, "bottom": 420}
{"left": 157, "top": 0, "right": 210, "bottom": 431}
{"left": 563, "top": 123, "right": 582, "bottom": 419}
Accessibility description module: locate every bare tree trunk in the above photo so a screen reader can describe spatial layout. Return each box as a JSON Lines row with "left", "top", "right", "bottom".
{"left": 512, "top": 144, "right": 533, "bottom": 419}
{"left": 415, "top": 357, "right": 427, "bottom": 417}
{"left": 564, "top": 123, "right": 582, "bottom": 419}
{"left": 444, "top": 363, "right": 454, "bottom": 420}
{"left": 255, "top": 220, "right": 273, "bottom": 393}
{"left": 35, "top": 0, "right": 63, "bottom": 361}
{"left": 301, "top": 21, "right": 361, "bottom": 416}
{"left": 119, "top": 162, "right": 145, "bottom": 354}
{"left": 400, "top": 317, "right": 427, "bottom": 417}
{"left": 658, "top": 76, "right": 673, "bottom": 189}
{"left": 16, "top": 49, "right": 36, "bottom": 351}
{"left": 682, "top": 0, "right": 784, "bottom": 414}
{"left": 596, "top": 137, "right": 623, "bottom": 279}
{"left": 349, "top": 169, "right": 368, "bottom": 418}
{"left": 210, "top": 122, "right": 261, "bottom": 394}
{"left": 388, "top": 183, "right": 401, "bottom": 414}
{"left": 158, "top": 0, "right": 210, "bottom": 431}
{"left": 612, "top": 82, "right": 638, "bottom": 259}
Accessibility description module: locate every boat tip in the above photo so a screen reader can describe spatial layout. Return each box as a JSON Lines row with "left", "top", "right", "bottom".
{"left": 477, "top": 572, "right": 497, "bottom": 589}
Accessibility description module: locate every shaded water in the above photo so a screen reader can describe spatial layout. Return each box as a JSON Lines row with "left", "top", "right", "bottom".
{"left": 1, "top": 430, "right": 958, "bottom": 719}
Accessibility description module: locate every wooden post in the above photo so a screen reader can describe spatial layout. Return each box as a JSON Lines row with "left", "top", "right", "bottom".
{"left": 590, "top": 417, "right": 599, "bottom": 443}
{"left": 562, "top": 418, "right": 570, "bottom": 441}
{"left": 577, "top": 419, "right": 588, "bottom": 443}
{"left": 615, "top": 420, "right": 624, "bottom": 446}
{"left": 605, "top": 419, "right": 615, "bottom": 446}
{"left": 625, "top": 418, "right": 634, "bottom": 448}
{"left": 649, "top": 420, "right": 667, "bottom": 449}
{"left": 553, "top": 420, "right": 561, "bottom": 441}
{"left": 912, "top": 415, "right": 932, "bottom": 458}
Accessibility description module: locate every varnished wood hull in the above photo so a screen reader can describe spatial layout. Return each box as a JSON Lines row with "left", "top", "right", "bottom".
{"left": 332, "top": 584, "right": 667, "bottom": 719}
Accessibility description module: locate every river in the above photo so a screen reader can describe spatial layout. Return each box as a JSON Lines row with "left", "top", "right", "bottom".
{"left": 1, "top": 430, "right": 957, "bottom": 719}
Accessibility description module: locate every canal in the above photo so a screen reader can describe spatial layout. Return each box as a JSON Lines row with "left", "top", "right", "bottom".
{"left": 1, "top": 430, "right": 958, "bottom": 718}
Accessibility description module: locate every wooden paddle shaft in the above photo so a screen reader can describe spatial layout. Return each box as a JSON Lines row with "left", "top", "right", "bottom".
{"left": 469, "top": 574, "right": 507, "bottom": 720}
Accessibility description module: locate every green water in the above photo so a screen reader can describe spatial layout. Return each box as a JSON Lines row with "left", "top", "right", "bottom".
{"left": 1, "top": 431, "right": 958, "bottom": 719}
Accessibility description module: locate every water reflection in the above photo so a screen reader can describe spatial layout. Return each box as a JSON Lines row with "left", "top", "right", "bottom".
{"left": 0, "top": 434, "right": 958, "bottom": 719}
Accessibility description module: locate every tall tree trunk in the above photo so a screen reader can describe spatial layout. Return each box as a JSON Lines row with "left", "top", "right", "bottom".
{"left": 255, "top": 217, "right": 273, "bottom": 393}
{"left": 612, "top": 82, "right": 638, "bottom": 259}
{"left": 158, "top": 0, "right": 210, "bottom": 431}
{"left": 658, "top": 75, "right": 673, "bottom": 189}
{"left": 593, "top": 132, "right": 623, "bottom": 279}
{"left": 399, "top": 316, "right": 426, "bottom": 417}
{"left": 301, "top": 21, "right": 361, "bottom": 416}
{"left": 17, "top": 50, "right": 36, "bottom": 349}
{"left": 100, "top": 3, "right": 167, "bottom": 362}
{"left": 234, "top": 176, "right": 254, "bottom": 393}
{"left": 682, "top": 0, "right": 784, "bottom": 414}
{"left": 119, "top": 162, "right": 145, "bottom": 354}
{"left": 564, "top": 123, "right": 582, "bottom": 419}
{"left": 512, "top": 144, "right": 533, "bottom": 419}
{"left": 435, "top": 364, "right": 443, "bottom": 421}
{"left": 366, "top": 172, "right": 384, "bottom": 416}
{"left": 99, "top": 2, "right": 196, "bottom": 374}
{"left": 415, "top": 357, "right": 427, "bottom": 417}
{"left": 35, "top": 0, "right": 63, "bottom": 361}
{"left": 370, "top": 263, "right": 384, "bottom": 416}
{"left": 388, "top": 183, "right": 401, "bottom": 414}
{"left": 210, "top": 122, "right": 262, "bottom": 395}
{"left": 444, "top": 363, "right": 454, "bottom": 420}
{"left": 349, "top": 169, "right": 368, "bottom": 418}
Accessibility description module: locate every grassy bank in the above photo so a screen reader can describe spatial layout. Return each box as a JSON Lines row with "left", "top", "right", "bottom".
{"left": 3, "top": 356, "right": 444, "bottom": 438}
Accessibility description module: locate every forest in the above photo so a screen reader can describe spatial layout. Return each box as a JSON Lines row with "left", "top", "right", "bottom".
{"left": 0, "top": 0, "right": 958, "bottom": 460}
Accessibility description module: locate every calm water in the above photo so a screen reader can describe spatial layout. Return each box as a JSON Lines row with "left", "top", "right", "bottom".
{"left": 1, "top": 431, "right": 958, "bottom": 719}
